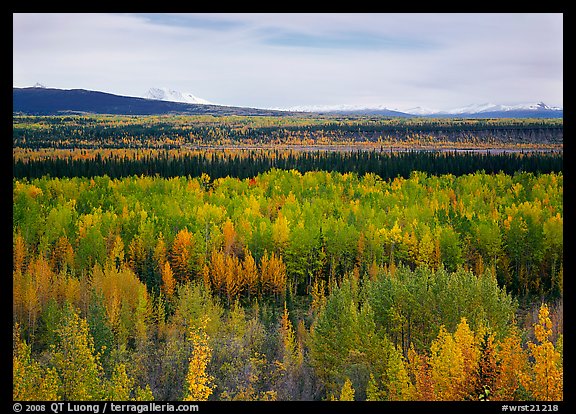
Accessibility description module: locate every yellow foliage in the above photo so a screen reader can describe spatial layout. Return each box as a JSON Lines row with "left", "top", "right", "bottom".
{"left": 183, "top": 317, "right": 215, "bottom": 401}
{"left": 171, "top": 228, "right": 194, "bottom": 282}
{"left": 493, "top": 326, "right": 528, "bottom": 400}
{"left": 429, "top": 325, "right": 465, "bottom": 400}
{"left": 13, "top": 325, "right": 60, "bottom": 400}
{"left": 338, "top": 378, "right": 355, "bottom": 401}
{"left": 521, "top": 304, "right": 563, "bottom": 401}
{"left": 161, "top": 261, "right": 176, "bottom": 297}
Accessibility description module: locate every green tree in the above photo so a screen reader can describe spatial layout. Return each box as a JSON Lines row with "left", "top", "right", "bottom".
{"left": 50, "top": 304, "right": 105, "bottom": 400}
{"left": 13, "top": 324, "right": 60, "bottom": 400}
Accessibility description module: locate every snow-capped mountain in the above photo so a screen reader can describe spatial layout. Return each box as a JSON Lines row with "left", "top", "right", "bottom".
{"left": 277, "top": 101, "right": 562, "bottom": 118}
{"left": 144, "top": 87, "right": 212, "bottom": 105}
{"left": 273, "top": 103, "right": 413, "bottom": 117}
{"left": 435, "top": 102, "right": 562, "bottom": 115}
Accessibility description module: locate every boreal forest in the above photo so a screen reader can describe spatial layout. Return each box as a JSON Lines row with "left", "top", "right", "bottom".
{"left": 13, "top": 115, "right": 563, "bottom": 403}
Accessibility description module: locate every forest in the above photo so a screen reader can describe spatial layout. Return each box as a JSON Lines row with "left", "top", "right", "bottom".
{"left": 12, "top": 115, "right": 563, "bottom": 403}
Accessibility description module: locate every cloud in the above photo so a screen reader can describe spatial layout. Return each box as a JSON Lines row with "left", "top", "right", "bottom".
{"left": 13, "top": 13, "right": 563, "bottom": 109}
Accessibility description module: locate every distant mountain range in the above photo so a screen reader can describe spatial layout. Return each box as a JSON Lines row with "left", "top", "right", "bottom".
{"left": 12, "top": 87, "right": 289, "bottom": 116}
{"left": 13, "top": 86, "right": 563, "bottom": 118}
{"left": 282, "top": 102, "right": 563, "bottom": 118}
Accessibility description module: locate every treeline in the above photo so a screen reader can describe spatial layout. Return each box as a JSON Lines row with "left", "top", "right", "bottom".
{"left": 13, "top": 115, "right": 563, "bottom": 148}
{"left": 13, "top": 148, "right": 563, "bottom": 180}
{"left": 13, "top": 170, "right": 563, "bottom": 401}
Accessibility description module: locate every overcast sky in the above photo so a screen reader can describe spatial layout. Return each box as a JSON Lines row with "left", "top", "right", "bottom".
{"left": 13, "top": 13, "right": 563, "bottom": 111}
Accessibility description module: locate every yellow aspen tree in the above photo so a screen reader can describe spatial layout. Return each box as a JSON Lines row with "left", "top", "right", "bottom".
{"left": 62, "top": 273, "right": 81, "bottom": 309}
{"left": 161, "top": 261, "right": 176, "bottom": 298}
{"left": 522, "top": 303, "right": 563, "bottom": 401}
{"left": 13, "top": 268, "right": 24, "bottom": 325}
{"left": 21, "top": 271, "right": 40, "bottom": 342}
{"left": 453, "top": 318, "right": 480, "bottom": 398}
{"left": 13, "top": 324, "right": 60, "bottom": 400}
{"left": 270, "top": 253, "right": 287, "bottom": 298}
{"left": 183, "top": 317, "right": 214, "bottom": 401}
{"left": 403, "top": 230, "right": 419, "bottom": 267}
{"left": 429, "top": 325, "right": 465, "bottom": 400}
{"left": 107, "top": 363, "right": 134, "bottom": 400}
{"left": 417, "top": 230, "right": 435, "bottom": 268}
{"left": 134, "top": 385, "right": 155, "bottom": 401}
{"left": 338, "top": 378, "right": 355, "bottom": 401}
{"left": 271, "top": 212, "right": 290, "bottom": 252}
{"left": 368, "top": 260, "right": 379, "bottom": 281}
{"left": 107, "top": 362, "right": 155, "bottom": 401}
{"left": 493, "top": 326, "right": 529, "bottom": 400}
{"left": 52, "top": 305, "right": 104, "bottom": 400}
{"left": 260, "top": 251, "right": 272, "bottom": 295}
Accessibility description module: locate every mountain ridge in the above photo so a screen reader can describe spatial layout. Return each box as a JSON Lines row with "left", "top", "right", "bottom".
{"left": 13, "top": 86, "right": 563, "bottom": 118}
{"left": 279, "top": 102, "right": 563, "bottom": 118}
{"left": 12, "top": 87, "right": 290, "bottom": 116}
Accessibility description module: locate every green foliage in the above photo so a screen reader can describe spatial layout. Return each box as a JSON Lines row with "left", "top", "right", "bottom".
{"left": 365, "top": 265, "right": 517, "bottom": 354}
{"left": 309, "top": 277, "right": 395, "bottom": 400}
{"left": 50, "top": 303, "right": 105, "bottom": 400}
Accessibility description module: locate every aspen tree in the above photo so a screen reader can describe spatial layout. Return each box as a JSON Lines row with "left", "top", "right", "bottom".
{"left": 183, "top": 317, "right": 214, "bottom": 401}
{"left": 493, "top": 326, "right": 528, "bottom": 400}
{"left": 338, "top": 378, "right": 355, "bottom": 401}
{"left": 522, "top": 303, "right": 563, "bottom": 401}
{"left": 51, "top": 304, "right": 104, "bottom": 400}
{"left": 13, "top": 324, "right": 60, "bottom": 400}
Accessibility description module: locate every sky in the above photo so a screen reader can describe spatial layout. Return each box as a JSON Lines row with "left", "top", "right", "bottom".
{"left": 13, "top": 13, "right": 563, "bottom": 111}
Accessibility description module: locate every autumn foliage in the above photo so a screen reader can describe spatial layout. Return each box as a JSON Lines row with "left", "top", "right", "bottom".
{"left": 13, "top": 165, "right": 562, "bottom": 401}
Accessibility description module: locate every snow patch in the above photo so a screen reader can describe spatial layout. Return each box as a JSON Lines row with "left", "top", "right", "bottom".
{"left": 144, "top": 87, "right": 212, "bottom": 105}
